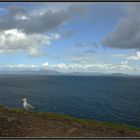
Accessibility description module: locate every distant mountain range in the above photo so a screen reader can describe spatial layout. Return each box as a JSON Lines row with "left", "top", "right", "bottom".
{"left": 0, "top": 69, "right": 130, "bottom": 76}
{"left": 0, "top": 69, "right": 61, "bottom": 75}
{"left": 67, "top": 72, "right": 129, "bottom": 76}
{"left": 110, "top": 73, "right": 129, "bottom": 76}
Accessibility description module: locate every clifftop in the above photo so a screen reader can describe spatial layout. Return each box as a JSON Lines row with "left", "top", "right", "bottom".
{"left": 0, "top": 105, "right": 140, "bottom": 137}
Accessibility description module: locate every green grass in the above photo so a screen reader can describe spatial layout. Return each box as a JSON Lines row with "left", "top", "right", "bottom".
{"left": 11, "top": 108, "right": 25, "bottom": 113}
{"left": 0, "top": 105, "right": 5, "bottom": 108}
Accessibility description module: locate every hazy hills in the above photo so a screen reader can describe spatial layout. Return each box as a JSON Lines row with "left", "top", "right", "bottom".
{"left": 0, "top": 69, "right": 129, "bottom": 76}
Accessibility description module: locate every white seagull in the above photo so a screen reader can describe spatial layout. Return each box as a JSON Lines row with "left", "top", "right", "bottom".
{"left": 22, "top": 98, "right": 37, "bottom": 111}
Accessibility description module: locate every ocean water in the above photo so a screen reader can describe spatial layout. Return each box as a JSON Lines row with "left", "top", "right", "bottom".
{"left": 0, "top": 75, "right": 140, "bottom": 128}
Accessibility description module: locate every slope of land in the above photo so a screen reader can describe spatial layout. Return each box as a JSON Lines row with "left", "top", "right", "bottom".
{"left": 0, "top": 105, "right": 140, "bottom": 137}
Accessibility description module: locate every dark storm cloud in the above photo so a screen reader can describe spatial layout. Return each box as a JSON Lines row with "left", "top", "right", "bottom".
{"left": 102, "top": 4, "right": 140, "bottom": 50}
{"left": 0, "top": 4, "right": 89, "bottom": 34}
{"left": 0, "top": 18, "right": 16, "bottom": 30}
{"left": 23, "top": 9, "right": 71, "bottom": 34}
{"left": 0, "top": 8, "right": 70, "bottom": 33}
{"left": 8, "top": 6, "right": 28, "bottom": 16}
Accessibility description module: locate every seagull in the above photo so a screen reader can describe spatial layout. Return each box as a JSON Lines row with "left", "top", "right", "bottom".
{"left": 22, "top": 98, "right": 37, "bottom": 111}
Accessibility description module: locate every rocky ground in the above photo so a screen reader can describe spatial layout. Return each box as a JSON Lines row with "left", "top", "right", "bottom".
{"left": 0, "top": 106, "right": 140, "bottom": 138}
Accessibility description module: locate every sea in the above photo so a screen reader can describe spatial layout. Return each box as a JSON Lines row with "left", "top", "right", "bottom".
{"left": 0, "top": 74, "right": 140, "bottom": 128}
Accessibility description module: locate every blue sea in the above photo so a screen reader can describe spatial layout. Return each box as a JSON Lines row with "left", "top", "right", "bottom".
{"left": 0, "top": 75, "right": 140, "bottom": 128}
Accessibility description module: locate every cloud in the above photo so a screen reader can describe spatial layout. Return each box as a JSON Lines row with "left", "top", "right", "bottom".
{"left": 43, "top": 62, "right": 133, "bottom": 73}
{"left": 69, "top": 55, "right": 90, "bottom": 64}
{"left": 0, "top": 4, "right": 90, "bottom": 56}
{"left": 1, "top": 60, "right": 137, "bottom": 74}
{"left": 62, "top": 40, "right": 97, "bottom": 65}
{"left": 29, "top": 48, "right": 42, "bottom": 57}
{"left": 8, "top": 6, "right": 28, "bottom": 17}
{"left": 0, "top": 29, "right": 60, "bottom": 56}
{"left": 22, "top": 9, "right": 71, "bottom": 34}
{"left": 5, "top": 64, "right": 40, "bottom": 70}
{"left": 5, "top": 62, "right": 48, "bottom": 70}
{"left": 0, "top": 4, "right": 89, "bottom": 34}
{"left": 111, "top": 54, "right": 128, "bottom": 58}
{"left": 68, "top": 50, "right": 95, "bottom": 64}
{"left": 120, "top": 60, "right": 128, "bottom": 65}
{"left": 127, "top": 51, "right": 140, "bottom": 61}
{"left": 75, "top": 41, "right": 98, "bottom": 48}
{"left": 42, "top": 62, "right": 49, "bottom": 68}
{"left": 102, "top": 3, "right": 140, "bottom": 50}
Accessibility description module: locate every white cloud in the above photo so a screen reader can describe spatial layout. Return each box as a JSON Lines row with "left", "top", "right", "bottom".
{"left": 42, "top": 62, "right": 49, "bottom": 69}
{"left": 111, "top": 54, "right": 128, "bottom": 58}
{"left": 0, "top": 29, "right": 60, "bottom": 56}
{"left": 5, "top": 64, "right": 39, "bottom": 70}
{"left": 29, "top": 48, "right": 42, "bottom": 57}
{"left": 127, "top": 51, "right": 140, "bottom": 61}
{"left": 41, "top": 62, "right": 132, "bottom": 73}
{"left": 0, "top": 60, "right": 138, "bottom": 74}
{"left": 68, "top": 49, "right": 95, "bottom": 64}
{"left": 121, "top": 60, "right": 128, "bottom": 65}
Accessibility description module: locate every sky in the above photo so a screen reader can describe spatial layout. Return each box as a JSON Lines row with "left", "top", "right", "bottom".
{"left": 0, "top": 2, "right": 140, "bottom": 74}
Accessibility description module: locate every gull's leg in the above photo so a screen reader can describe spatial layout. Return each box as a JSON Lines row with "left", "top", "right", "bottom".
{"left": 24, "top": 109, "right": 28, "bottom": 114}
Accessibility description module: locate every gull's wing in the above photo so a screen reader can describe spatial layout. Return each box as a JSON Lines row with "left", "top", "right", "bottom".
{"left": 26, "top": 103, "right": 35, "bottom": 109}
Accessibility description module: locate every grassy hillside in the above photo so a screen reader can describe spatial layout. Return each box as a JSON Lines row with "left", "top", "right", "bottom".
{"left": 0, "top": 105, "right": 140, "bottom": 137}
